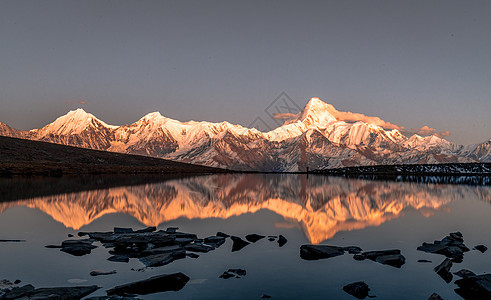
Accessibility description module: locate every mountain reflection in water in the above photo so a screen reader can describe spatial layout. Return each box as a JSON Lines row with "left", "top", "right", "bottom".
{"left": 1, "top": 174, "right": 489, "bottom": 244}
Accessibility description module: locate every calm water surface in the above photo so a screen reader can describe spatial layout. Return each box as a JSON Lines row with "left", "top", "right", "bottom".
{"left": 0, "top": 174, "right": 490, "bottom": 299}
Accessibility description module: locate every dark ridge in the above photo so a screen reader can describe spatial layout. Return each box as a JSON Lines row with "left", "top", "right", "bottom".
{"left": 312, "top": 163, "right": 491, "bottom": 186}
{"left": 0, "top": 136, "right": 229, "bottom": 176}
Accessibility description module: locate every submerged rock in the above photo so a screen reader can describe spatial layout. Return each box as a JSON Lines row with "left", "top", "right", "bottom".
{"left": 343, "top": 281, "right": 370, "bottom": 299}
{"left": 60, "top": 239, "right": 98, "bottom": 256}
{"left": 231, "top": 236, "right": 250, "bottom": 252}
{"left": 300, "top": 245, "right": 345, "bottom": 260}
{"left": 138, "top": 250, "right": 186, "bottom": 267}
{"left": 277, "top": 235, "right": 287, "bottom": 247}
{"left": 245, "top": 234, "right": 265, "bottom": 243}
{"left": 418, "top": 259, "right": 432, "bottom": 263}
{"left": 454, "top": 273, "right": 491, "bottom": 299}
{"left": 357, "top": 249, "right": 406, "bottom": 268}
{"left": 204, "top": 236, "right": 226, "bottom": 247}
{"left": 23, "top": 285, "right": 99, "bottom": 299}
{"left": 90, "top": 270, "right": 117, "bottom": 276}
{"left": 434, "top": 258, "right": 453, "bottom": 283}
{"left": 107, "top": 273, "right": 189, "bottom": 296}
{"left": 428, "top": 293, "right": 443, "bottom": 300}
{"left": 2, "top": 284, "right": 35, "bottom": 299}
{"left": 454, "top": 269, "right": 477, "bottom": 279}
{"left": 184, "top": 244, "right": 215, "bottom": 253}
{"left": 473, "top": 245, "right": 488, "bottom": 253}
{"left": 108, "top": 255, "right": 129, "bottom": 263}
{"left": 219, "top": 269, "right": 246, "bottom": 279}
{"left": 261, "top": 294, "right": 272, "bottom": 298}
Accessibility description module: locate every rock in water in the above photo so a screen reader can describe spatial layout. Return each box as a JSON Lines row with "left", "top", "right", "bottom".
{"left": 219, "top": 269, "right": 246, "bottom": 279}
{"left": 473, "top": 244, "right": 488, "bottom": 253}
{"left": 107, "top": 273, "right": 189, "bottom": 296}
{"left": 2, "top": 284, "right": 35, "bottom": 299}
{"left": 454, "top": 274, "right": 491, "bottom": 299}
{"left": 434, "top": 258, "right": 453, "bottom": 283}
{"left": 231, "top": 236, "right": 250, "bottom": 252}
{"left": 300, "top": 245, "right": 345, "bottom": 260}
{"left": 358, "top": 249, "right": 406, "bottom": 268}
{"left": 216, "top": 232, "right": 230, "bottom": 238}
{"left": 278, "top": 235, "right": 287, "bottom": 247}
{"left": 428, "top": 293, "right": 443, "bottom": 300}
{"left": 245, "top": 234, "right": 265, "bottom": 243}
{"left": 23, "top": 286, "right": 99, "bottom": 299}
{"left": 417, "top": 232, "right": 470, "bottom": 260}
{"left": 90, "top": 270, "right": 117, "bottom": 276}
{"left": 60, "top": 239, "right": 97, "bottom": 256}
{"left": 454, "top": 269, "right": 477, "bottom": 279}
{"left": 343, "top": 281, "right": 370, "bottom": 299}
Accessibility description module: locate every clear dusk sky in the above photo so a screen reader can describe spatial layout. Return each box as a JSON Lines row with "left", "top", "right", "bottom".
{"left": 1, "top": 0, "right": 490, "bottom": 145}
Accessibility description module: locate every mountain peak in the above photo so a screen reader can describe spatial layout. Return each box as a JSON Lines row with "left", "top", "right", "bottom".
{"left": 297, "top": 97, "right": 337, "bottom": 127}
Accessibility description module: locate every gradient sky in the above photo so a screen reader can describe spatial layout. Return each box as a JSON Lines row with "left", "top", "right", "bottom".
{"left": 1, "top": 0, "right": 490, "bottom": 144}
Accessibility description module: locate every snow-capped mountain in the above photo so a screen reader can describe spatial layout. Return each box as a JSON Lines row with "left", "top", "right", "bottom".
{"left": 1, "top": 98, "right": 489, "bottom": 171}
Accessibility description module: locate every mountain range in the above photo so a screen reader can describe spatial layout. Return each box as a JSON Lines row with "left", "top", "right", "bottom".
{"left": 1, "top": 98, "right": 490, "bottom": 171}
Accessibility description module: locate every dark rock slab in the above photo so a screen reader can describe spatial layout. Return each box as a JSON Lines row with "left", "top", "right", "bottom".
{"left": 231, "top": 236, "right": 250, "bottom": 252}
{"left": 245, "top": 234, "right": 265, "bottom": 243}
{"left": 114, "top": 227, "right": 133, "bottom": 234}
{"left": 24, "top": 285, "right": 99, "bottom": 299}
{"left": 108, "top": 255, "right": 129, "bottom": 263}
{"left": 278, "top": 235, "right": 287, "bottom": 247}
{"left": 204, "top": 236, "right": 226, "bottom": 247}
{"left": 353, "top": 255, "right": 366, "bottom": 261}
{"left": 2, "top": 284, "right": 35, "bottom": 299}
{"left": 134, "top": 227, "right": 156, "bottom": 233}
{"left": 300, "top": 245, "right": 345, "bottom": 260}
{"left": 434, "top": 258, "right": 453, "bottom": 283}
{"left": 343, "top": 281, "right": 370, "bottom": 299}
{"left": 219, "top": 268, "right": 246, "bottom": 279}
{"left": 139, "top": 250, "right": 186, "bottom": 267}
{"left": 454, "top": 269, "right": 477, "bottom": 279}
{"left": 455, "top": 274, "right": 491, "bottom": 299}
{"left": 474, "top": 245, "right": 488, "bottom": 253}
{"left": 67, "top": 234, "right": 74, "bottom": 237}
{"left": 428, "top": 293, "right": 443, "bottom": 300}
{"left": 418, "top": 259, "right": 432, "bottom": 263}
{"left": 90, "top": 270, "right": 117, "bottom": 276}
{"left": 165, "top": 227, "right": 178, "bottom": 233}
{"left": 107, "top": 273, "right": 189, "bottom": 296}
{"left": 60, "top": 239, "right": 97, "bottom": 256}
{"left": 187, "top": 253, "right": 199, "bottom": 259}
{"left": 358, "top": 249, "right": 405, "bottom": 268}
{"left": 216, "top": 232, "right": 230, "bottom": 238}
{"left": 0, "top": 239, "right": 25, "bottom": 242}
{"left": 184, "top": 244, "right": 215, "bottom": 253}
{"left": 344, "top": 246, "right": 362, "bottom": 254}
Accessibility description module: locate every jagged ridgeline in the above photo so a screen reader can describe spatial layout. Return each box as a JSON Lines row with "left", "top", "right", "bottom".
{"left": 1, "top": 98, "right": 490, "bottom": 171}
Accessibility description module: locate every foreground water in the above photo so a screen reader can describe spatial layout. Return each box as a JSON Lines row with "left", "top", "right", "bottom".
{"left": 0, "top": 174, "right": 490, "bottom": 299}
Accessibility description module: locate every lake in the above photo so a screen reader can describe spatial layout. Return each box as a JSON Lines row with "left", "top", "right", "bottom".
{"left": 0, "top": 174, "right": 490, "bottom": 299}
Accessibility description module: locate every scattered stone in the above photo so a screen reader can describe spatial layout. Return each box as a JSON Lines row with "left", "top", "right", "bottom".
{"left": 107, "top": 273, "right": 189, "bottom": 296}
{"left": 13, "top": 280, "right": 21, "bottom": 285}
{"left": 474, "top": 245, "right": 488, "bottom": 253}
{"left": 114, "top": 227, "right": 134, "bottom": 234}
{"left": 353, "top": 255, "right": 366, "bottom": 261}
{"left": 219, "top": 269, "right": 246, "bottom": 279}
{"left": 23, "top": 286, "right": 99, "bottom": 299}
{"left": 108, "top": 255, "right": 129, "bottom": 263}
{"left": 134, "top": 226, "right": 157, "bottom": 233}
{"left": 187, "top": 253, "right": 199, "bottom": 259}
{"left": 90, "top": 270, "right": 117, "bottom": 276}
{"left": 417, "top": 232, "right": 470, "bottom": 260}
{"left": 216, "top": 232, "right": 230, "bottom": 238}
{"left": 261, "top": 294, "right": 272, "bottom": 298}
{"left": 175, "top": 238, "right": 194, "bottom": 245}
{"left": 0, "top": 239, "right": 25, "bottom": 242}
{"left": 165, "top": 227, "right": 179, "bottom": 233}
{"left": 268, "top": 238, "right": 276, "bottom": 242}
{"left": 2, "top": 284, "right": 35, "bottom": 299}
{"left": 184, "top": 243, "right": 215, "bottom": 253}
{"left": 434, "top": 258, "right": 453, "bottom": 283}
{"left": 204, "top": 236, "right": 226, "bottom": 247}
{"left": 300, "top": 245, "right": 345, "bottom": 260}
{"left": 418, "top": 259, "right": 432, "bottom": 263}
{"left": 246, "top": 234, "right": 265, "bottom": 243}
{"left": 454, "top": 269, "right": 477, "bottom": 279}
{"left": 277, "top": 235, "right": 287, "bottom": 247}
{"left": 359, "top": 249, "right": 405, "bottom": 268}
{"left": 344, "top": 246, "right": 363, "bottom": 254}
{"left": 219, "top": 272, "right": 235, "bottom": 279}
{"left": 68, "top": 234, "right": 74, "bottom": 237}
{"left": 343, "top": 281, "right": 370, "bottom": 299}
{"left": 139, "top": 250, "right": 186, "bottom": 267}
{"left": 60, "top": 239, "right": 98, "bottom": 256}
{"left": 428, "top": 293, "right": 443, "bottom": 300}
{"left": 454, "top": 273, "right": 491, "bottom": 299}
{"left": 231, "top": 236, "right": 250, "bottom": 252}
